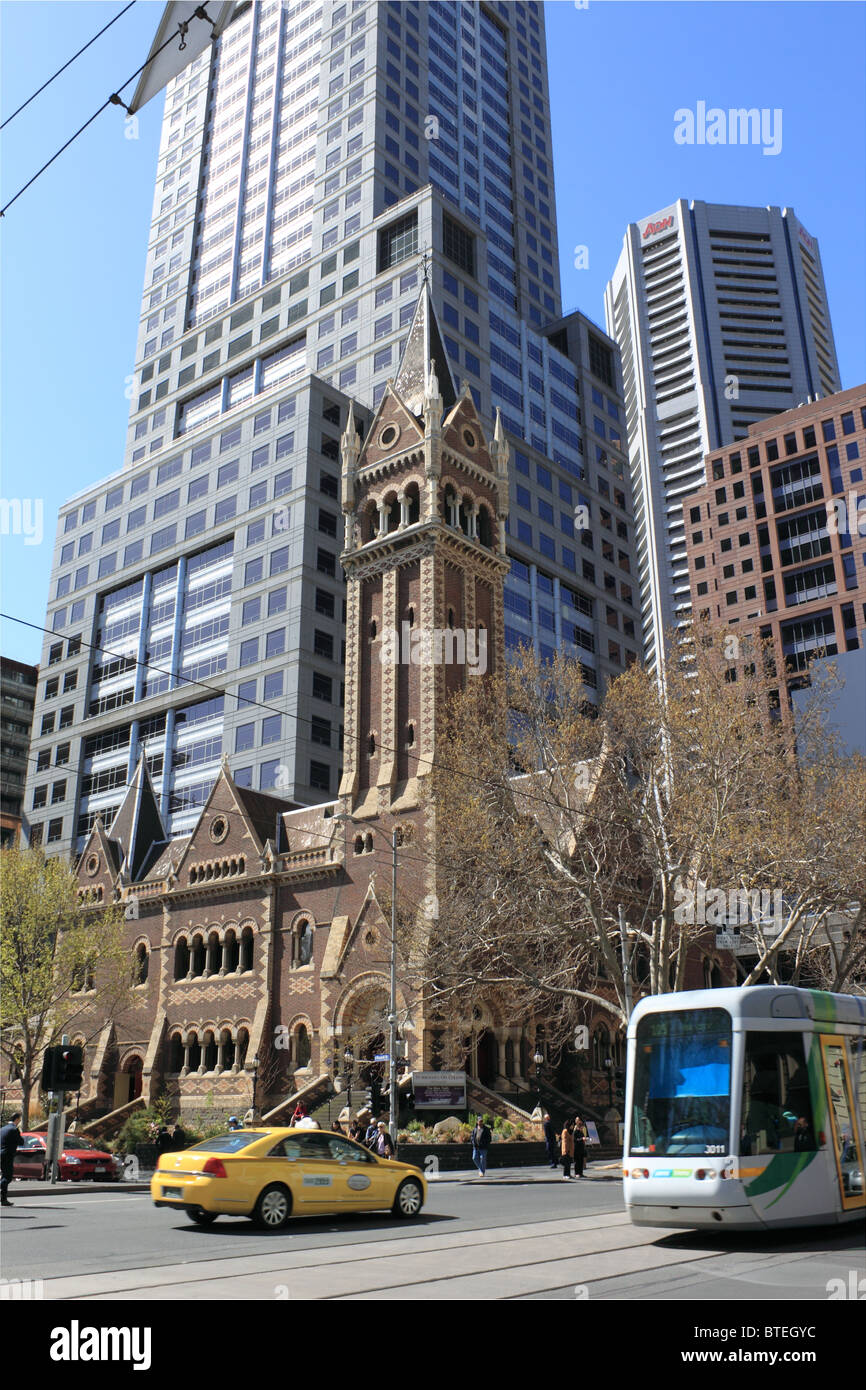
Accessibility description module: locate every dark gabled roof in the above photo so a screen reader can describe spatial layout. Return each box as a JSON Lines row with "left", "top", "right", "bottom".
{"left": 232, "top": 783, "right": 299, "bottom": 849}
{"left": 108, "top": 758, "right": 166, "bottom": 882}
{"left": 393, "top": 282, "right": 457, "bottom": 417}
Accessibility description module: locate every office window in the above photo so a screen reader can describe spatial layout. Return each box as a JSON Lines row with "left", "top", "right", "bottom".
{"left": 261, "top": 714, "right": 281, "bottom": 745}
{"left": 443, "top": 212, "right": 475, "bottom": 276}
{"left": 378, "top": 210, "right": 418, "bottom": 272}
{"left": 263, "top": 671, "right": 283, "bottom": 701}
{"left": 265, "top": 629, "right": 286, "bottom": 659}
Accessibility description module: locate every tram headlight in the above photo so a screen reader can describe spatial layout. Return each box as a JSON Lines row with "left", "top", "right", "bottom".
{"left": 630, "top": 1168, "right": 650, "bottom": 1179}
{"left": 695, "top": 1168, "right": 717, "bottom": 1180}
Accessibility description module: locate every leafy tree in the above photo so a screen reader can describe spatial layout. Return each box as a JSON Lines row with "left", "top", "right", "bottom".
{"left": 0, "top": 847, "right": 133, "bottom": 1127}
{"left": 408, "top": 623, "right": 864, "bottom": 1050}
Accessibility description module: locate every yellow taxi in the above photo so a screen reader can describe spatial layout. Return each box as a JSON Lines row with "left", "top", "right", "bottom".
{"left": 151, "top": 1127, "right": 427, "bottom": 1229}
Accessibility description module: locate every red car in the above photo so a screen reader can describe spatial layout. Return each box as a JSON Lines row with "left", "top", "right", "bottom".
{"left": 13, "top": 1132, "right": 123, "bottom": 1182}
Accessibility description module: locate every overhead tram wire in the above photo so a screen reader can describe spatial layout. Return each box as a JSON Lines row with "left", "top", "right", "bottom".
{"left": 1, "top": 2, "right": 138, "bottom": 131}
{"left": 0, "top": 5, "right": 216, "bottom": 218}
{"left": 2, "top": 608, "right": 649, "bottom": 856}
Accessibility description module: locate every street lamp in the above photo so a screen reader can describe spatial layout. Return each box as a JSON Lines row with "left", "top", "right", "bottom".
{"left": 604, "top": 1055, "right": 613, "bottom": 1109}
{"left": 343, "top": 1045, "right": 354, "bottom": 1115}
{"left": 251, "top": 1051, "right": 260, "bottom": 1119}
{"left": 333, "top": 812, "right": 400, "bottom": 1144}
{"left": 533, "top": 1048, "right": 544, "bottom": 1111}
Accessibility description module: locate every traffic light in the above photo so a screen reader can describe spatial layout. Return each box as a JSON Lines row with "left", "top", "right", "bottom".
{"left": 370, "top": 1076, "right": 382, "bottom": 1115}
{"left": 41, "top": 1045, "right": 84, "bottom": 1092}
{"left": 57, "top": 1045, "right": 84, "bottom": 1091}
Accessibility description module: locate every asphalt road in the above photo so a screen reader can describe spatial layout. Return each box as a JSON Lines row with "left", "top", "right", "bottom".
{"left": 2, "top": 1174, "right": 863, "bottom": 1302}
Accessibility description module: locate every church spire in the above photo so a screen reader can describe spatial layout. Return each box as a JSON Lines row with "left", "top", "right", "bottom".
{"left": 393, "top": 281, "right": 457, "bottom": 417}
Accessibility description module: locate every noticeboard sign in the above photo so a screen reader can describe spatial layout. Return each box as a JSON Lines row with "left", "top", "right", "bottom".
{"left": 413, "top": 1071, "right": 467, "bottom": 1110}
{"left": 716, "top": 932, "right": 741, "bottom": 950}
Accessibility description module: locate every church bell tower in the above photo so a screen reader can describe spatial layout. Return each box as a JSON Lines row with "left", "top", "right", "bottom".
{"left": 338, "top": 283, "right": 510, "bottom": 817}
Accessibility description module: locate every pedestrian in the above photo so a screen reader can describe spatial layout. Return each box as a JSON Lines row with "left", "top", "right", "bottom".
{"left": 331, "top": 1118, "right": 345, "bottom": 1135}
{"left": 573, "top": 1114, "right": 588, "bottom": 1177}
{"left": 1, "top": 1112, "right": 23, "bottom": 1207}
{"left": 375, "top": 1121, "right": 395, "bottom": 1160}
{"left": 560, "top": 1118, "right": 575, "bottom": 1180}
{"left": 471, "top": 1114, "right": 492, "bottom": 1177}
{"left": 364, "top": 1114, "right": 379, "bottom": 1149}
{"left": 542, "top": 1112, "right": 558, "bottom": 1169}
{"left": 156, "top": 1125, "right": 173, "bottom": 1156}
{"left": 172, "top": 1119, "right": 187, "bottom": 1151}
{"left": 349, "top": 1118, "right": 365, "bottom": 1144}
{"left": 291, "top": 1101, "right": 308, "bottom": 1126}
{"left": 227, "top": 1115, "right": 243, "bottom": 1131}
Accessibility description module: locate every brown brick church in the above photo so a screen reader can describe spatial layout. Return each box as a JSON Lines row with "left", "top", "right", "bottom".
{"left": 55, "top": 286, "right": 549, "bottom": 1127}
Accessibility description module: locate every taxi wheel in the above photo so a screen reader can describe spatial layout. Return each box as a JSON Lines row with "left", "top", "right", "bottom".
{"left": 253, "top": 1183, "right": 292, "bottom": 1230}
{"left": 189, "top": 1209, "right": 218, "bottom": 1226}
{"left": 393, "top": 1178, "right": 423, "bottom": 1219}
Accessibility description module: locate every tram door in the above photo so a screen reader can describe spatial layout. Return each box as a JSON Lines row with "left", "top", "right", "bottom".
{"left": 819, "top": 1037, "right": 866, "bottom": 1213}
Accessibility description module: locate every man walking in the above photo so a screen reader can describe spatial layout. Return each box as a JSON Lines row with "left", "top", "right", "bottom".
{"left": 1, "top": 1112, "right": 23, "bottom": 1206}
{"left": 471, "top": 1114, "right": 492, "bottom": 1177}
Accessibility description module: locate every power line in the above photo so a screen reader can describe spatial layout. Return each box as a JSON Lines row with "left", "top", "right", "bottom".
{"left": 2, "top": 607, "right": 640, "bottom": 840}
{"left": 1, "top": 8, "right": 213, "bottom": 217}
{"left": 1, "top": 2, "right": 137, "bottom": 131}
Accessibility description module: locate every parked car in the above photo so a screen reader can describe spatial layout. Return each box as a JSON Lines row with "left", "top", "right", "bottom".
{"left": 13, "top": 1132, "right": 123, "bottom": 1182}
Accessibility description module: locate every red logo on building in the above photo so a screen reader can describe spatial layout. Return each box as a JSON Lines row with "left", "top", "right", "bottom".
{"left": 642, "top": 216, "right": 674, "bottom": 239}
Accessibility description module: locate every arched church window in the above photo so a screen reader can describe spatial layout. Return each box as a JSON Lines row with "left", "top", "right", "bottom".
{"left": 292, "top": 920, "right": 314, "bottom": 968}
{"left": 174, "top": 938, "right": 189, "bottom": 981}
{"left": 134, "top": 943, "right": 149, "bottom": 985}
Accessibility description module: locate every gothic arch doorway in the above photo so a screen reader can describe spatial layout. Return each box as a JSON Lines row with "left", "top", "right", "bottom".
{"left": 113, "top": 1054, "right": 143, "bottom": 1109}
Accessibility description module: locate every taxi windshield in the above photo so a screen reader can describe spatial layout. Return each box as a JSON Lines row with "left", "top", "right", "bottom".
{"left": 188, "top": 1133, "right": 267, "bottom": 1153}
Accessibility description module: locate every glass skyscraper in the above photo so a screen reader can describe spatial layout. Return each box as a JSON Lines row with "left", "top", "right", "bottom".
{"left": 605, "top": 199, "right": 841, "bottom": 673}
{"left": 26, "top": 0, "right": 638, "bottom": 858}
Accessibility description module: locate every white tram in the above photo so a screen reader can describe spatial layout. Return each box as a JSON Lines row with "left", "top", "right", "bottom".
{"left": 623, "top": 987, "right": 865, "bottom": 1230}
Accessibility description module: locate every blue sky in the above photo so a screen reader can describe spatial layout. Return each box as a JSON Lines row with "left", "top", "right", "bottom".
{"left": 1, "top": 0, "right": 864, "bottom": 665}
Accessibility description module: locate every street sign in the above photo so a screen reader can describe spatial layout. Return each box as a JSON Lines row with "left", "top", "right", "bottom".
{"left": 373, "top": 1054, "right": 390, "bottom": 1062}
{"left": 716, "top": 932, "right": 740, "bottom": 950}
{"left": 413, "top": 1071, "right": 467, "bottom": 1109}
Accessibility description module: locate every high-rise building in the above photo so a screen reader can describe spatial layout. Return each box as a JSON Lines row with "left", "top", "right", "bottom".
{"left": 1, "top": 657, "right": 38, "bottom": 847}
{"left": 684, "top": 385, "right": 866, "bottom": 718}
{"left": 605, "top": 200, "right": 841, "bottom": 673}
{"left": 25, "top": 0, "right": 638, "bottom": 859}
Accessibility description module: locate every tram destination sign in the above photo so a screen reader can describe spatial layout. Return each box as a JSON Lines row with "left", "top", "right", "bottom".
{"left": 413, "top": 1071, "right": 467, "bottom": 1109}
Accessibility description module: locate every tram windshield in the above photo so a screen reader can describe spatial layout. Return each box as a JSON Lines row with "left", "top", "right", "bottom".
{"left": 631, "top": 1009, "right": 732, "bottom": 1156}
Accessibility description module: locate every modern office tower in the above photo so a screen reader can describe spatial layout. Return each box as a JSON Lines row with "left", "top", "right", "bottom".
{"left": 0, "top": 658, "right": 38, "bottom": 846}
{"left": 605, "top": 200, "right": 842, "bottom": 673}
{"left": 684, "top": 385, "right": 866, "bottom": 703}
{"left": 25, "top": 0, "right": 638, "bottom": 859}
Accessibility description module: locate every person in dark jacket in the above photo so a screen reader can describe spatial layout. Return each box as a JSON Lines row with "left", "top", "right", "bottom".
{"left": 543, "top": 1113, "right": 558, "bottom": 1169}
{"left": 156, "top": 1125, "right": 173, "bottom": 1156}
{"left": 172, "top": 1121, "right": 188, "bottom": 1151}
{"left": 471, "top": 1116, "right": 492, "bottom": 1177}
{"left": 1, "top": 1113, "right": 24, "bottom": 1206}
{"left": 573, "top": 1115, "right": 588, "bottom": 1177}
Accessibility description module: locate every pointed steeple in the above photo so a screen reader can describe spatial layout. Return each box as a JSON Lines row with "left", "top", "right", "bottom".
{"left": 394, "top": 282, "right": 457, "bottom": 417}
{"left": 108, "top": 756, "right": 166, "bottom": 883}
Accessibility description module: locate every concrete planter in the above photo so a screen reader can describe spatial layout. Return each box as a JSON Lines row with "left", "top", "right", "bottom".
{"left": 396, "top": 1141, "right": 548, "bottom": 1171}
